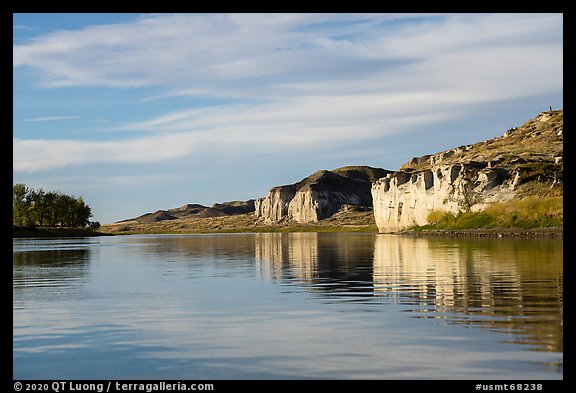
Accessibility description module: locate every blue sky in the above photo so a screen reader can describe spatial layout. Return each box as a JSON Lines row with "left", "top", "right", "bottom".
{"left": 13, "top": 13, "right": 563, "bottom": 224}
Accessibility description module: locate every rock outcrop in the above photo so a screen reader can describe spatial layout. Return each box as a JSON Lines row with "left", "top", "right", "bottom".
{"left": 255, "top": 166, "right": 391, "bottom": 224}
{"left": 372, "top": 163, "right": 513, "bottom": 232}
{"left": 372, "top": 110, "right": 563, "bottom": 233}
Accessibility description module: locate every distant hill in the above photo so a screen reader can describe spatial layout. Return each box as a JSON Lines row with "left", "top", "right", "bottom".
{"left": 118, "top": 200, "right": 255, "bottom": 224}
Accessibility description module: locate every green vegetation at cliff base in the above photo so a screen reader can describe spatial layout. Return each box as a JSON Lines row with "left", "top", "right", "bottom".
{"left": 415, "top": 196, "right": 562, "bottom": 231}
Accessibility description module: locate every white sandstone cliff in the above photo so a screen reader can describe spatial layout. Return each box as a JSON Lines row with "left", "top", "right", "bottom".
{"left": 254, "top": 186, "right": 296, "bottom": 223}
{"left": 256, "top": 187, "right": 370, "bottom": 224}
{"left": 255, "top": 167, "right": 390, "bottom": 224}
{"left": 371, "top": 163, "right": 514, "bottom": 232}
{"left": 371, "top": 110, "right": 563, "bottom": 233}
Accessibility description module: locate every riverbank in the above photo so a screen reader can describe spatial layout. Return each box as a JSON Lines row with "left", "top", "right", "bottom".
{"left": 99, "top": 212, "right": 378, "bottom": 235}
{"left": 398, "top": 226, "right": 563, "bottom": 238}
{"left": 95, "top": 193, "right": 563, "bottom": 237}
{"left": 98, "top": 213, "right": 562, "bottom": 237}
{"left": 13, "top": 227, "right": 113, "bottom": 238}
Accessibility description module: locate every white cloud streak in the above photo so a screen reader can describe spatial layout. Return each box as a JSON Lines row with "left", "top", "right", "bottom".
{"left": 13, "top": 13, "right": 563, "bottom": 172}
{"left": 24, "top": 116, "right": 82, "bottom": 122}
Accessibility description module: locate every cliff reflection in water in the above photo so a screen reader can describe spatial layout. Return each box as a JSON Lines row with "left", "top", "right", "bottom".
{"left": 255, "top": 233, "right": 563, "bottom": 353}
{"left": 255, "top": 233, "right": 374, "bottom": 295}
{"left": 373, "top": 235, "right": 563, "bottom": 352}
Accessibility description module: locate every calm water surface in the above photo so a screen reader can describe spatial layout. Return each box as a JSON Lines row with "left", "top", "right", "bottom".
{"left": 13, "top": 233, "right": 563, "bottom": 379}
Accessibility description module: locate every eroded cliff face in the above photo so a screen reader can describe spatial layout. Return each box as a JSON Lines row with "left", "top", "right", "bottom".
{"left": 256, "top": 166, "right": 390, "bottom": 224}
{"left": 372, "top": 110, "right": 563, "bottom": 233}
{"left": 372, "top": 163, "right": 514, "bottom": 232}
{"left": 254, "top": 186, "right": 296, "bottom": 223}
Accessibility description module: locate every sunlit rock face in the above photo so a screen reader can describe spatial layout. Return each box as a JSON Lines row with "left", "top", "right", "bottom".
{"left": 255, "top": 186, "right": 296, "bottom": 223}
{"left": 255, "top": 166, "right": 391, "bottom": 224}
{"left": 371, "top": 163, "right": 513, "bottom": 232}
{"left": 371, "top": 110, "right": 563, "bottom": 233}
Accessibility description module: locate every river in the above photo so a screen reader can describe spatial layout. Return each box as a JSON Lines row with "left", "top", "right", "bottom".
{"left": 13, "top": 233, "right": 563, "bottom": 379}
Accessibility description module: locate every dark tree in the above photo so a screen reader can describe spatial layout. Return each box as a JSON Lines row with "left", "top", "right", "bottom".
{"left": 13, "top": 184, "right": 93, "bottom": 228}
{"left": 13, "top": 183, "right": 29, "bottom": 227}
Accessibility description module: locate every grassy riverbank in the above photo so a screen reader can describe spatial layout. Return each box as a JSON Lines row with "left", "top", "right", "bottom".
{"left": 99, "top": 208, "right": 378, "bottom": 235}
{"left": 400, "top": 196, "right": 562, "bottom": 237}
{"left": 420, "top": 196, "right": 562, "bottom": 230}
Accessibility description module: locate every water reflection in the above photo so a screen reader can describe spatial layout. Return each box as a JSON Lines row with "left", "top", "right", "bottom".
{"left": 13, "top": 241, "right": 92, "bottom": 303}
{"left": 372, "top": 235, "right": 562, "bottom": 352}
{"left": 119, "top": 234, "right": 256, "bottom": 260}
{"left": 13, "top": 246, "right": 91, "bottom": 282}
{"left": 254, "top": 233, "right": 563, "bottom": 352}
{"left": 255, "top": 233, "right": 374, "bottom": 296}
{"left": 13, "top": 248, "right": 91, "bottom": 267}
{"left": 13, "top": 234, "right": 563, "bottom": 379}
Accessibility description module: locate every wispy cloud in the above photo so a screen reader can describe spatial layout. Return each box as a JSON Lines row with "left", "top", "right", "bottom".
{"left": 13, "top": 25, "right": 36, "bottom": 31}
{"left": 13, "top": 13, "right": 563, "bottom": 173}
{"left": 24, "top": 115, "right": 82, "bottom": 122}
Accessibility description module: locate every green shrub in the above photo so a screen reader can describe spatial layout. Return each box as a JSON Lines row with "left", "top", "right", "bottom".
{"left": 88, "top": 221, "right": 101, "bottom": 229}
{"left": 427, "top": 210, "right": 456, "bottom": 226}
{"left": 453, "top": 211, "right": 494, "bottom": 229}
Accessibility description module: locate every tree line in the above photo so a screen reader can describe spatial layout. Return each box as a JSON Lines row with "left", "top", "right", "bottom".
{"left": 13, "top": 183, "right": 97, "bottom": 228}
